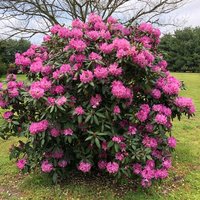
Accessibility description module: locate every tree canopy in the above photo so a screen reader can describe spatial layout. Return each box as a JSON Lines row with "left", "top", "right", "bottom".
{"left": 159, "top": 27, "right": 200, "bottom": 72}
{"left": 0, "top": 39, "right": 31, "bottom": 75}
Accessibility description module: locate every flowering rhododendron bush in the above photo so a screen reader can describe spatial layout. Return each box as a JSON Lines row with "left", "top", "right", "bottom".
{"left": 0, "top": 14, "right": 195, "bottom": 187}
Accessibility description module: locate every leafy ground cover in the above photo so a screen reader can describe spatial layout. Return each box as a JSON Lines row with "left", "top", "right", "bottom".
{"left": 0, "top": 73, "right": 199, "bottom": 200}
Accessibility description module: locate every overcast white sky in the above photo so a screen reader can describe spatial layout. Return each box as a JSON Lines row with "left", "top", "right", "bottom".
{"left": 175, "top": 0, "right": 200, "bottom": 27}
{"left": 25, "top": 0, "right": 200, "bottom": 44}
{"left": 159, "top": 0, "right": 200, "bottom": 33}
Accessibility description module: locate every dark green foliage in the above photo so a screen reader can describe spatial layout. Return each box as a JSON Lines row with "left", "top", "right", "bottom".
{"left": 159, "top": 27, "right": 200, "bottom": 72}
{"left": 0, "top": 39, "right": 31, "bottom": 76}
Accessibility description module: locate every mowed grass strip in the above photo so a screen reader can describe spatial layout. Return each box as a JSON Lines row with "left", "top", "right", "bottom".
{"left": 0, "top": 73, "right": 199, "bottom": 200}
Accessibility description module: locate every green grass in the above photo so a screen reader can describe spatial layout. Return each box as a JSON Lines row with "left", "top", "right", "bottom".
{"left": 0, "top": 73, "right": 200, "bottom": 200}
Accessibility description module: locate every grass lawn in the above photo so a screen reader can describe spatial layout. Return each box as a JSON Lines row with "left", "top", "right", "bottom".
{"left": 0, "top": 73, "right": 200, "bottom": 200}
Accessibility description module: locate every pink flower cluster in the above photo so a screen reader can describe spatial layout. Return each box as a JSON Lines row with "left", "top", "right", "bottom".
{"left": 29, "top": 120, "right": 49, "bottom": 135}
{"left": 136, "top": 104, "right": 150, "bottom": 122}
{"left": 41, "top": 160, "right": 53, "bottom": 173}
{"left": 175, "top": 97, "right": 195, "bottom": 114}
{"left": 78, "top": 161, "right": 92, "bottom": 173}
{"left": 111, "top": 81, "right": 132, "bottom": 99}
{"left": 156, "top": 76, "right": 181, "bottom": 95}
{"left": 16, "top": 159, "right": 27, "bottom": 170}
{"left": 90, "top": 94, "right": 102, "bottom": 108}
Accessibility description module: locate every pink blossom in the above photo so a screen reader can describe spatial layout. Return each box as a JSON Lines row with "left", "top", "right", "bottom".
{"left": 141, "top": 167, "right": 155, "bottom": 180}
{"left": 53, "top": 70, "right": 61, "bottom": 80}
{"left": 78, "top": 161, "right": 92, "bottom": 173}
{"left": 89, "top": 52, "right": 102, "bottom": 61}
{"left": 155, "top": 114, "right": 167, "bottom": 125}
{"left": 68, "top": 39, "right": 86, "bottom": 52}
{"left": 141, "top": 179, "right": 152, "bottom": 188}
{"left": 47, "top": 97, "right": 55, "bottom": 106}
{"left": 154, "top": 169, "right": 168, "bottom": 179}
{"left": 113, "top": 38, "right": 130, "bottom": 51}
{"left": 16, "top": 159, "right": 27, "bottom": 170}
{"left": 90, "top": 94, "right": 102, "bottom": 108}
{"left": 63, "top": 128, "right": 73, "bottom": 136}
{"left": 94, "top": 66, "right": 108, "bottom": 79}
{"left": 108, "top": 63, "right": 122, "bottom": 76}
{"left": 138, "top": 23, "right": 153, "bottom": 34}
{"left": 74, "top": 106, "right": 85, "bottom": 115}
{"left": 50, "top": 24, "right": 62, "bottom": 34}
{"left": 112, "top": 136, "right": 122, "bottom": 143}
{"left": 133, "top": 163, "right": 142, "bottom": 174}
{"left": 146, "top": 160, "right": 155, "bottom": 169}
{"left": 107, "top": 16, "right": 118, "bottom": 24}
{"left": 3, "top": 111, "right": 13, "bottom": 120}
{"left": 113, "top": 105, "right": 121, "bottom": 114}
{"left": 71, "top": 28, "right": 83, "bottom": 38}
{"left": 55, "top": 96, "right": 67, "bottom": 106}
{"left": 86, "top": 31, "right": 99, "bottom": 41}
{"left": 41, "top": 160, "right": 53, "bottom": 173}
{"left": 145, "top": 124, "right": 154, "bottom": 133}
{"left": 106, "top": 162, "right": 119, "bottom": 174}
{"left": 175, "top": 97, "right": 195, "bottom": 114}
{"left": 52, "top": 150, "right": 64, "bottom": 159}
{"left": 115, "top": 152, "right": 124, "bottom": 161}
{"left": 54, "top": 85, "right": 64, "bottom": 94}
{"left": 156, "top": 76, "right": 181, "bottom": 95}
{"left": 80, "top": 70, "right": 94, "bottom": 83}
{"left": 101, "top": 141, "right": 108, "bottom": 151}
{"left": 99, "top": 30, "right": 111, "bottom": 39}
{"left": 30, "top": 61, "right": 43, "bottom": 73}
{"left": 29, "top": 87, "right": 44, "bottom": 99}
{"left": 99, "top": 43, "right": 113, "bottom": 54}
{"left": 43, "top": 35, "right": 51, "bottom": 42}
{"left": 142, "top": 136, "right": 158, "bottom": 148}
{"left": 60, "top": 64, "right": 71, "bottom": 74}
{"left": 58, "top": 160, "right": 68, "bottom": 168}
{"left": 136, "top": 104, "right": 150, "bottom": 122}
{"left": 98, "top": 160, "right": 107, "bottom": 169}
{"left": 111, "top": 80, "right": 132, "bottom": 99}
{"left": 50, "top": 128, "right": 60, "bottom": 137}
{"left": 29, "top": 120, "right": 48, "bottom": 135}
{"left": 168, "top": 137, "right": 176, "bottom": 148}
{"left": 162, "top": 159, "right": 172, "bottom": 169}
{"left": 151, "top": 89, "right": 161, "bottom": 99}
{"left": 8, "top": 88, "right": 19, "bottom": 98}
{"left": 72, "top": 19, "right": 85, "bottom": 29}
{"left": 128, "top": 125, "right": 137, "bottom": 135}
{"left": 88, "top": 13, "right": 103, "bottom": 24}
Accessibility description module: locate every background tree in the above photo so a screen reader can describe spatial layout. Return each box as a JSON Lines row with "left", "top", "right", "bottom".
{"left": 0, "top": 39, "right": 31, "bottom": 75}
{"left": 0, "top": 0, "right": 187, "bottom": 39}
{"left": 159, "top": 27, "right": 200, "bottom": 72}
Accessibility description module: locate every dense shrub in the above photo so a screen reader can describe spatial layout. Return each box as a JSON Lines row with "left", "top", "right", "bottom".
{"left": 0, "top": 14, "right": 195, "bottom": 187}
{"left": 0, "top": 62, "right": 7, "bottom": 76}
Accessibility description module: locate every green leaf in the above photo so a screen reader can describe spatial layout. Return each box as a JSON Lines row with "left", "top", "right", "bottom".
{"left": 85, "top": 136, "right": 93, "bottom": 141}
{"left": 95, "top": 138, "right": 101, "bottom": 149}
{"left": 12, "top": 121, "right": 19, "bottom": 125}
{"left": 96, "top": 112, "right": 106, "bottom": 118}
{"left": 52, "top": 172, "right": 58, "bottom": 184}
{"left": 94, "top": 115, "right": 99, "bottom": 125}
{"left": 108, "top": 141, "right": 114, "bottom": 148}
{"left": 78, "top": 115, "right": 82, "bottom": 124}
{"left": 85, "top": 114, "right": 92, "bottom": 123}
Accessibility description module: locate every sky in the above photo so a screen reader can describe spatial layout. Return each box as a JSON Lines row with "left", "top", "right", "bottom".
{"left": 1, "top": 0, "right": 200, "bottom": 44}
{"left": 175, "top": 0, "right": 200, "bottom": 28}
{"left": 160, "top": 0, "right": 200, "bottom": 34}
